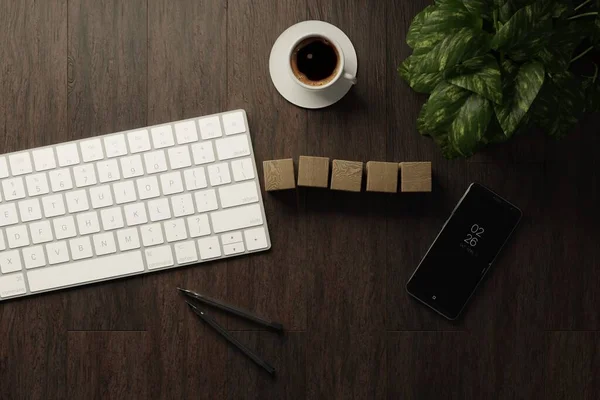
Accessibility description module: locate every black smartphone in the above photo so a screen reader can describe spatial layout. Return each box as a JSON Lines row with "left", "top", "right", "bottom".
{"left": 406, "top": 183, "right": 522, "bottom": 320}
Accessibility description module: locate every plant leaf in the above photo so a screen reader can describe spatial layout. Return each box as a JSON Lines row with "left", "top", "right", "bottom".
{"left": 407, "top": 3, "right": 482, "bottom": 56}
{"left": 417, "top": 82, "right": 472, "bottom": 135}
{"left": 535, "top": 22, "right": 587, "bottom": 72}
{"left": 410, "top": 28, "right": 492, "bottom": 75}
{"left": 462, "top": 0, "right": 493, "bottom": 20}
{"left": 398, "top": 57, "right": 443, "bottom": 94}
{"left": 406, "top": 5, "right": 436, "bottom": 50}
{"left": 445, "top": 55, "right": 503, "bottom": 104}
{"left": 417, "top": 82, "right": 493, "bottom": 158}
{"left": 494, "top": 61, "right": 545, "bottom": 137}
{"left": 492, "top": 2, "right": 553, "bottom": 54}
{"left": 533, "top": 72, "right": 586, "bottom": 138}
{"left": 449, "top": 94, "right": 494, "bottom": 157}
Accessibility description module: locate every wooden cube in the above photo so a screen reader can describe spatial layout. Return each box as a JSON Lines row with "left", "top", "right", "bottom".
{"left": 330, "top": 160, "right": 363, "bottom": 192}
{"left": 400, "top": 162, "right": 432, "bottom": 192}
{"left": 366, "top": 161, "right": 398, "bottom": 193}
{"left": 263, "top": 159, "right": 296, "bottom": 191}
{"left": 297, "top": 156, "right": 330, "bottom": 188}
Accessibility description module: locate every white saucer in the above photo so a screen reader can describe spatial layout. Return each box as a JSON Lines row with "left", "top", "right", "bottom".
{"left": 269, "top": 20, "right": 358, "bottom": 109}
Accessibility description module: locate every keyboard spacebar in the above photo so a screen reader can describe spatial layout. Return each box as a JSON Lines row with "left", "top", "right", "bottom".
{"left": 27, "top": 251, "right": 145, "bottom": 292}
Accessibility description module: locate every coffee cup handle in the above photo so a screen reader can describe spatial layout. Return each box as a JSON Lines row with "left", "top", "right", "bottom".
{"left": 342, "top": 72, "right": 357, "bottom": 85}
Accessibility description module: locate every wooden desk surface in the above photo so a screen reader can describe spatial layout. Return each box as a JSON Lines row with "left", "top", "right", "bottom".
{"left": 1, "top": 1, "right": 598, "bottom": 399}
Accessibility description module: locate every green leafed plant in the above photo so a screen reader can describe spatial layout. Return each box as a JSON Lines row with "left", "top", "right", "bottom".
{"left": 399, "top": 0, "right": 600, "bottom": 158}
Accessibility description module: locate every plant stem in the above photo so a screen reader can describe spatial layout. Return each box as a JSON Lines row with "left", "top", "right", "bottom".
{"left": 493, "top": 10, "right": 499, "bottom": 32}
{"left": 593, "top": 63, "right": 599, "bottom": 84}
{"left": 567, "top": 11, "right": 598, "bottom": 20}
{"left": 571, "top": 46, "right": 594, "bottom": 64}
{"left": 574, "top": 0, "right": 592, "bottom": 12}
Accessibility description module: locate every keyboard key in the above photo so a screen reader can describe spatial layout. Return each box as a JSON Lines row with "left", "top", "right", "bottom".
{"left": 198, "top": 116, "right": 222, "bottom": 139}
{"left": 49, "top": 168, "right": 73, "bottom": 192}
{"left": 191, "top": 142, "right": 215, "bottom": 165}
{"left": 215, "top": 135, "right": 250, "bottom": 161}
{"left": 113, "top": 181, "right": 137, "bottom": 204}
{"left": 0, "top": 234, "right": 4, "bottom": 250}
{"left": 0, "top": 203, "right": 19, "bottom": 227}
{"left": 80, "top": 138, "right": 104, "bottom": 162}
{"left": 140, "top": 223, "right": 164, "bottom": 246}
{"left": 42, "top": 194, "right": 66, "bottom": 217}
{"left": 231, "top": 157, "right": 255, "bottom": 181}
{"left": 100, "top": 207, "right": 125, "bottom": 230}
{"left": 27, "top": 251, "right": 144, "bottom": 292}
{"left": 6, "top": 225, "right": 29, "bottom": 248}
{"left": 221, "top": 231, "right": 243, "bottom": 245}
{"left": 137, "top": 176, "right": 160, "bottom": 200}
{"left": 46, "top": 241, "right": 70, "bottom": 265}
{"left": 194, "top": 189, "right": 218, "bottom": 213}
{"left": 174, "top": 120, "right": 199, "bottom": 144}
{"left": 171, "top": 193, "right": 194, "bottom": 217}
{"left": 117, "top": 228, "right": 141, "bottom": 251}
{"left": 187, "top": 214, "right": 211, "bottom": 238}
{"left": 103, "top": 134, "right": 128, "bottom": 158}
{"left": 124, "top": 203, "right": 148, "bottom": 226}
{"left": 9, "top": 152, "right": 33, "bottom": 175}
{"left": 223, "top": 242, "right": 245, "bottom": 256}
{"left": 144, "top": 150, "right": 168, "bottom": 174}
{"left": 127, "top": 129, "right": 151, "bottom": 153}
{"left": 0, "top": 250, "right": 22, "bottom": 273}
{"left": 120, "top": 154, "right": 144, "bottom": 178}
{"left": 146, "top": 245, "right": 173, "bottom": 270}
{"left": 210, "top": 204, "right": 263, "bottom": 233}
{"left": 148, "top": 198, "right": 171, "bottom": 221}
{"left": 77, "top": 211, "right": 101, "bottom": 235}
{"left": 168, "top": 146, "right": 192, "bottom": 169}
{"left": 69, "top": 237, "right": 94, "bottom": 260}
{"left": 160, "top": 171, "right": 184, "bottom": 195}
{"left": 222, "top": 111, "right": 246, "bottom": 135}
{"left": 18, "top": 198, "right": 42, "bottom": 222}
{"left": 53, "top": 216, "right": 77, "bottom": 240}
{"left": 174, "top": 240, "right": 198, "bottom": 264}
{"left": 89, "top": 185, "right": 113, "bottom": 208}
{"left": 151, "top": 125, "right": 175, "bottom": 149}
{"left": 218, "top": 181, "right": 259, "bottom": 209}
{"left": 25, "top": 173, "right": 50, "bottom": 196}
{"left": 3, "top": 177, "right": 26, "bottom": 201}
{"left": 73, "top": 164, "right": 97, "bottom": 187}
{"left": 29, "top": 220, "right": 54, "bottom": 244}
{"left": 93, "top": 232, "right": 117, "bottom": 255}
{"left": 197, "top": 237, "right": 221, "bottom": 260}
{"left": 164, "top": 218, "right": 187, "bottom": 242}
{"left": 184, "top": 167, "right": 207, "bottom": 191}
{"left": 65, "top": 189, "right": 90, "bottom": 213}
{"left": 96, "top": 159, "right": 120, "bottom": 183}
{"left": 244, "top": 227, "right": 268, "bottom": 251}
{"left": 32, "top": 148, "right": 57, "bottom": 171}
{"left": 0, "top": 157, "right": 9, "bottom": 178}
{"left": 23, "top": 246, "right": 46, "bottom": 269}
{"left": 56, "top": 143, "right": 80, "bottom": 167}
{"left": 207, "top": 162, "right": 231, "bottom": 186}
{"left": 0, "top": 273, "right": 27, "bottom": 298}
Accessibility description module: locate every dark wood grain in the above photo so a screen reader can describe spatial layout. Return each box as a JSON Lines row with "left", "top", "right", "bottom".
{"left": 67, "top": 331, "right": 150, "bottom": 399}
{"left": 0, "top": 0, "right": 598, "bottom": 398}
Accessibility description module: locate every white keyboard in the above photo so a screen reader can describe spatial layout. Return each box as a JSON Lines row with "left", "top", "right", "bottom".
{"left": 0, "top": 110, "right": 270, "bottom": 301}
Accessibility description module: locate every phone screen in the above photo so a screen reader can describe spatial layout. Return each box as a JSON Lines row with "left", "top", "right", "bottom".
{"left": 406, "top": 183, "right": 522, "bottom": 320}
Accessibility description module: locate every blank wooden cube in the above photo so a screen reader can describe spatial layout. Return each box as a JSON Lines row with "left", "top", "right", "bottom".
{"left": 330, "top": 160, "right": 363, "bottom": 192}
{"left": 366, "top": 161, "right": 398, "bottom": 193}
{"left": 297, "top": 156, "right": 330, "bottom": 188}
{"left": 263, "top": 159, "right": 296, "bottom": 191}
{"left": 400, "top": 162, "right": 432, "bottom": 192}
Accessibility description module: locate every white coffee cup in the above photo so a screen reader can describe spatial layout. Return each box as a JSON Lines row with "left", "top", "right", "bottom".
{"left": 288, "top": 33, "right": 357, "bottom": 90}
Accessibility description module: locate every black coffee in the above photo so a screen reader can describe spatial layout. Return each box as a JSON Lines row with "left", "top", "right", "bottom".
{"left": 291, "top": 38, "right": 339, "bottom": 85}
